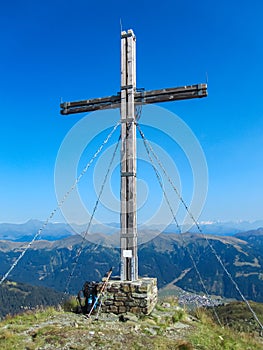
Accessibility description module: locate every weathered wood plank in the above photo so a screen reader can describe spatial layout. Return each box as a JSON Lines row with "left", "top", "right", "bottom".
{"left": 120, "top": 29, "right": 138, "bottom": 281}
{"left": 60, "top": 84, "right": 207, "bottom": 115}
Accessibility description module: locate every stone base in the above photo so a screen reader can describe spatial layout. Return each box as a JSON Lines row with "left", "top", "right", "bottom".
{"left": 99, "top": 278, "right": 157, "bottom": 315}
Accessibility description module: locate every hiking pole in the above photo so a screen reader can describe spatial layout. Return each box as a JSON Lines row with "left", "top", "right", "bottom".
{"left": 87, "top": 267, "right": 112, "bottom": 318}
{"left": 94, "top": 270, "right": 113, "bottom": 320}
{"left": 94, "top": 292, "right": 105, "bottom": 320}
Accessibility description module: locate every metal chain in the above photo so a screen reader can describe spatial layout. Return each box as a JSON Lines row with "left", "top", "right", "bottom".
{"left": 137, "top": 122, "right": 263, "bottom": 332}
{"left": 0, "top": 121, "right": 120, "bottom": 286}
{"left": 138, "top": 124, "right": 222, "bottom": 326}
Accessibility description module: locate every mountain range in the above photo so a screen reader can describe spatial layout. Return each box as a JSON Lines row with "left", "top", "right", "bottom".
{"left": 1, "top": 228, "right": 263, "bottom": 303}
{"left": 1, "top": 219, "right": 263, "bottom": 241}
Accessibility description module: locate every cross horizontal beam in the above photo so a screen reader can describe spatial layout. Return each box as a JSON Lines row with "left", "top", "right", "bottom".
{"left": 60, "top": 83, "right": 207, "bottom": 115}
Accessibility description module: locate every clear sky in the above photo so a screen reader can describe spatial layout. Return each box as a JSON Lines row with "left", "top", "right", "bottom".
{"left": 1, "top": 0, "right": 263, "bottom": 225}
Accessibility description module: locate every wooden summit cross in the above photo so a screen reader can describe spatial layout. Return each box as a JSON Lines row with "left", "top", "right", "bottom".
{"left": 60, "top": 29, "right": 207, "bottom": 282}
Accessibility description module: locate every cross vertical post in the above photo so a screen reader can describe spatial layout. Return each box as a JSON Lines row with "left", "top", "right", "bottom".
{"left": 120, "top": 30, "right": 138, "bottom": 281}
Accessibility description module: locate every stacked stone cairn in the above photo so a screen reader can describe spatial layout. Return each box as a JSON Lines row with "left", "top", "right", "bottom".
{"left": 99, "top": 278, "right": 157, "bottom": 315}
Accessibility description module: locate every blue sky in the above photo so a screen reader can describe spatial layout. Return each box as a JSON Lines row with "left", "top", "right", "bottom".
{"left": 1, "top": 0, "right": 263, "bottom": 224}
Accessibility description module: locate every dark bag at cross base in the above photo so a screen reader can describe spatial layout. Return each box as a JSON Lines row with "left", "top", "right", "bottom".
{"left": 83, "top": 281, "right": 98, "bottom": 313}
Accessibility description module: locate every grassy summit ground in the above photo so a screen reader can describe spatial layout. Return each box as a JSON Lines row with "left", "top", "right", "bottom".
{"left": 0, "top": 297, "right": 262, "bottom": 350}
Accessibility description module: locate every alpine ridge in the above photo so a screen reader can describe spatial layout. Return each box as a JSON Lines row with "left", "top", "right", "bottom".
{"left": 1, "top": 229, "right": 263, "bottom": 302}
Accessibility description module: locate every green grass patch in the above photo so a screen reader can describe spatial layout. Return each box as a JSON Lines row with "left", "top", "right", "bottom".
{"left": 2, "top": 306, "right": 59, "bottom": 326}
{"left": 0, "top": 307, "right": 62, "bottom": 350}
{"left": 1, "top": 300, "right": 263, "bottom": 350}
{"left": 207, "top": 301, "right": 263, "bottom": 333}
{"left": 188, "top": 308, "right": 263, "bottom": 350}
{"left": 62, "top": 296, "right": 80, "bottom": 313}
